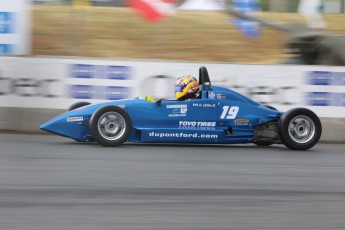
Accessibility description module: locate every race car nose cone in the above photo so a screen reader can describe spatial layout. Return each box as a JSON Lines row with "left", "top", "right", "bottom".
{"left": 40, "top": 117, "right": 65, "bottom": 136}
{"left": 40, "top": 113, "right": 87, "bottom": 142}
{"left": 40, "top": 122, "right": 54, "bottom": 133}
{"left": 40, "top": 111, "right": 73, "bottom": 136}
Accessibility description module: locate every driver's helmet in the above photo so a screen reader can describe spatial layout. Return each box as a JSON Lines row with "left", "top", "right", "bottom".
{"left": 174, "top": 74, "right": 199, "bottom": 100}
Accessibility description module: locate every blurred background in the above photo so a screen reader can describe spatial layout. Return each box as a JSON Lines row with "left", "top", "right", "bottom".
{"left": 1, "top": 0, "right": 345, "bottom": 137}
{"left": 27, "top": 0, "right": 345, "bottom": 64}
{"left": 1, "top": 2, "right": 345, "bottom": 230}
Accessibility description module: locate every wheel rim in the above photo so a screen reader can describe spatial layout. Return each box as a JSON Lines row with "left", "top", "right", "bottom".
{"left": 288, "top": 115, "right": 315, "bottom": 144}
{"left": 97, "top": 112, "right": 126, "bottom": 141}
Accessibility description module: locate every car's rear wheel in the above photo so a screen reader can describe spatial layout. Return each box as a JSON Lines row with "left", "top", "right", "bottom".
{"left": 67, "top": 101, "right": 91, "bottom": 112}
{"left": 90, "top": 106, "right": 132, "bottom": 147}
{"left": 278, "top": 108, "right": 322, "bottom": 150}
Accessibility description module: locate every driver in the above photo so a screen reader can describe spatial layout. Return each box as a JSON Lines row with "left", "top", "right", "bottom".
{"left": 174, "top": 74, "right": 200, "bottom": 101}
{"left": 145, "top": 74, "right": 200, "bottom": 102}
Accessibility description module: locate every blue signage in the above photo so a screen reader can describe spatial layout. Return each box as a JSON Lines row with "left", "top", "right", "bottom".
{"left": 306, "top": 71, "right": 345, "bottom": 107}
{"left": 0, "top": 44, "right": 13, "bottom": 54}
{"left": 70, "top": 85, "right": 94, "bottom": 99}
{"left": 71, "top": 64, "right": 96, "bottom": 78}
{"left": 105, "top": 86, "right": 129, "bottom": 100}
{"left": 306, "top": 92, "right": 331, "bottom": 106}
{"left": 69, "top": 64, "right": 132, "bottom": 100}
{"left": 308, "top": 71, "right": 345, "bottom": 86}
{"left": 0, "top": 12, "right": 14, "bottom": 34}
{"left": 71, "top": 64, "right": 131, "bottom": 80}
{"left": 306, "top": 92, "right": 345, "bottom": 107}
{"left": 106, "top": 66, "right": 131, "bottom": 80}
{"left": 69, "top": 85, "right": 130, "bottom": 100}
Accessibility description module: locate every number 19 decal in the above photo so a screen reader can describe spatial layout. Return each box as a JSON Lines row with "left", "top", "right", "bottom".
{"left": 220, "top": 106, "right": 239, "bottom": 119}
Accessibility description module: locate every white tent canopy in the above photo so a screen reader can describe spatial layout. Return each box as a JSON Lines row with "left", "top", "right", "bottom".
{"left": 178, "top": 0, "right": 225, "bottom": 11}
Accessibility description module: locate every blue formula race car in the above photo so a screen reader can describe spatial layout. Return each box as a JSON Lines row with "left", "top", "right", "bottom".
{"left": 41, "top": 67, "right": 322, "bottom": 150}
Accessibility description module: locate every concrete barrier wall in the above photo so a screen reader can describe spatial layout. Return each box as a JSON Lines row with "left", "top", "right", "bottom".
{"left": 0, "top": 107, "right": 62, "bottom": 133}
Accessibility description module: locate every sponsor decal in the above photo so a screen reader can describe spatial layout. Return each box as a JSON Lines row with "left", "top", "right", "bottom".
{"left": 168, "top": 108, "right": 187, "bottom": 117}
{"left": 192, "top": 103, "right": 216, "bottom": 108}
{"left": 235, "top": 119, "right": 249, "bottom": 126}
{"left": 209, "top": 91, "right": 216, "bottom": 99}
{"left": 149, "top": 132, "right": 218, "bottom": 139}
{"left": 179, "top": 121, "right": 216, "bottom": 127}
{"left": 217, "top": 94, "right": 227, "bottom": 99}
{"left": 167, "top": 104, "right": 187, "bottom": 109}
{"left": 67, "top": 116, "right": 84, "bottom": 122}
{"left": 167, "top": 104, "right": 188, "bottom": 117}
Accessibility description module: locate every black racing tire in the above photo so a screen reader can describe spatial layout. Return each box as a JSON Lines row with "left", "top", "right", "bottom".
{"left": 278, "top": 108, "right": 322, "bottom": 150}
{"left": 90, "top": 106, "right": 132, "bottom": 147}
{"left": 67, "top": 101, "right": 91, "bottom": 112}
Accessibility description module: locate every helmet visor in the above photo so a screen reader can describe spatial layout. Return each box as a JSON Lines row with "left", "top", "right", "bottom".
{"left": 174, "top": 85, "right": 184, "bottom": 93}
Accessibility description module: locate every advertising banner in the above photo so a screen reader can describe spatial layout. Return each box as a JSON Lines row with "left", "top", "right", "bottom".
{"left": 0, "top": 0, "right": 31, "bottom": 55}
{"left": 0, "top": 57, "right": 344, "bottom": 118}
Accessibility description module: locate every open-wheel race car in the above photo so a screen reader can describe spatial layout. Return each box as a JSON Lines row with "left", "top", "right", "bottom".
{"left": 41, "top": 66, "right": 322, "bottom": 150}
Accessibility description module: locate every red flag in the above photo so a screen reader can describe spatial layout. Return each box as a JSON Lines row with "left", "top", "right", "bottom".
{"left": 128, "top": 0, "right": 175, "bottom": 22}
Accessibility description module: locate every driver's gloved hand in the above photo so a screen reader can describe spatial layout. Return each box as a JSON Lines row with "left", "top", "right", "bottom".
{"left": 145, "top": 96, "right": 156, "bottom": 102}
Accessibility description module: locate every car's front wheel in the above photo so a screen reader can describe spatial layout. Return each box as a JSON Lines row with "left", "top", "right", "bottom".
{"left": 278, "top": 108, "right": 322, "bottom": 150}
{"left": 90, "top": 106, "right": 132, "bottom": 147}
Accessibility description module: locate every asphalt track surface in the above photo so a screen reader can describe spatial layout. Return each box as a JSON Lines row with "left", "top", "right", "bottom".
{"left": 1, "top": 133, "right": 345, "bottom": 230}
